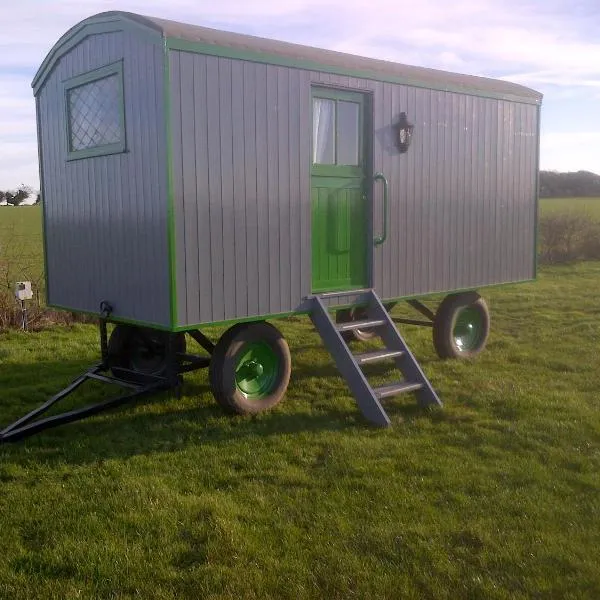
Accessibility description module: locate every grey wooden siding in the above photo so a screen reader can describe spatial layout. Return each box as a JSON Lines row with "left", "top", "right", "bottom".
{"left": 370, "top": 85, "right": 538, "bottom": 299}
{"left": 37, "top": 30, "right": 170, "bottom": 326}
{"left": 169, "top": 52, "right": 312, "bottom": 326}
{"left": 170, "top": 51, "right": 538, "bottom": 327}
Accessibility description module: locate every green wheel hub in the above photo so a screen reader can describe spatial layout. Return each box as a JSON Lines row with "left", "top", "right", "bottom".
{"left": 453, "top": 307, "right": 485, "bottom": 352}
{"left": 235, "top": 341, "right": 279, "bottom": 399}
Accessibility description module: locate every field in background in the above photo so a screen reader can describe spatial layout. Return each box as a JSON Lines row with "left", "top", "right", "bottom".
{"left": 0, "top": 205, "right": 44, "bottom": 284}
{"left": 541, "top": 196, "right": 600, "bottom": 216}
{"left": 0, "top": 208, "right": 44, "bottom": 328}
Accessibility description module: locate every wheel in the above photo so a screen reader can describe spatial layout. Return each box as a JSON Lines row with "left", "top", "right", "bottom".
{"left": 209, "top": 322, "right": 291, "bottom": 415}
{"left": 107, "top": 325, "right": 186, "bottom": 382}
{"left": 336, "top": 306, "right": 376, "bottom": 342}
{"left": 433, "top": 292, "right": 490, "bottom": 359}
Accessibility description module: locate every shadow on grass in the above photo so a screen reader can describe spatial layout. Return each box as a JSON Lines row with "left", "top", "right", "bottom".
{"left": 0, "top": 353, "right": 444, "bottom": 467}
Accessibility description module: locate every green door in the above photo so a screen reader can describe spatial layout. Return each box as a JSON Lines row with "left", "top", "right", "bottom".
{"left": 311, "top": 88, "right": 368, "bottom": 293}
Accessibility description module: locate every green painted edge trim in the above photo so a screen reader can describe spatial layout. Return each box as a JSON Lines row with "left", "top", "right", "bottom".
{"left": 384, "top": 277, "right": 538, "bottom": 303}
{"left": 533, "top": 105, "right": 541, "bottom": 280}
{"left": 32, "top": 16, "right": 161, "bottom": 94}
{"left": 174, "top": 277, "right": 537, "bottom": 331}
{"left": 65, "top": 144, "right": 127, "bottom": 162}
{"left": 46, "top": 304, "right": 174, "bottom": 331}
{"left": 163, "top": 41, "right": 178, "bottom": 329}
{"left": 166, "top": 38, "right": 541, "bottom": 106}
{"left": 35, "top": 97, "right": 51, "bottom": 304}
{"left": 45, "top": 277, "right": 535, "bottom": 334}
{"left": 313, "top": 88, "right": 366, "bottom": 102}
{"left": 63, "top": 60, "right": 123, "bottom": 89}
{"left": 326, "top": 278, "right": 538, "bottom": 312}
{"left": 63, "top": 61, "right": 127, "bottom": 161}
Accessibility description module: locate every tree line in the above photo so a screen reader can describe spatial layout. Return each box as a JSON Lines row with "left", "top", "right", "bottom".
{"left": 0, "top": 185, "right": 40, "bottom": 206}
{"left": 539, "top": 170, "right": 600, "bottom": 198}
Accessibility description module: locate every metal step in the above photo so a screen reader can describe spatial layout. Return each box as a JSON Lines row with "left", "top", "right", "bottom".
{"left": 354, "top": 349, "right": 405, "bottom": 365}
{"left": 336, "top": 318, "right": 386, "bottom": 332}
{"left": 374, "top": 381, "right": 423, "bottom": 399}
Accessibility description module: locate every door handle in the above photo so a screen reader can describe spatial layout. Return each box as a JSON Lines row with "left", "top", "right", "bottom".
{"left": 373, "top": 172, "right": 388, "bottom": 246}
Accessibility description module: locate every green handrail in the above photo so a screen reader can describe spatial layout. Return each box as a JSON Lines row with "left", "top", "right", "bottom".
{"left": 373, "top": 172, "right": 388, "bottom": 246}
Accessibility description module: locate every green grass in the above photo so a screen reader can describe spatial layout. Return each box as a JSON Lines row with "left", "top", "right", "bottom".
{"left": 540, "top": 197, "right": 600, "bottom": 217}
{"left": 0, "top": 205, "right": 44, "bottom": 285}
{"left": 1, "top": 262, "right": 599, "bottom": 599}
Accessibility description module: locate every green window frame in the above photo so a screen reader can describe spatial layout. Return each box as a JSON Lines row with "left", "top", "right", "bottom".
{"left": 64, "top": 61, "right": 126, "bottom": 161}
{"left": 311, "top": 88, "right": 365, "bottom": 178}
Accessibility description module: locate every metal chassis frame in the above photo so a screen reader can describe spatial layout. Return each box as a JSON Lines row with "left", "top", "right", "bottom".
{"left": 0, "top": 319, "right": 212, "bottom": 444}
{"left": 1, "top": 299, "right": 440, "bottom": 443}
{"left": 390, "top": 299, "right": 436, "bottom": 328}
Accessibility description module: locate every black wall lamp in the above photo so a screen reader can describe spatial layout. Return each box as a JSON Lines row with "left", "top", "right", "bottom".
{"left": 396, "top": 112, "right": 414, "bottom": 153}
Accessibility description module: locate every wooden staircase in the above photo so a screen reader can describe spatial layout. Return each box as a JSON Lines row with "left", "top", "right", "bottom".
{"left": 310, "top": 289, "right": 442, "bottom": 426}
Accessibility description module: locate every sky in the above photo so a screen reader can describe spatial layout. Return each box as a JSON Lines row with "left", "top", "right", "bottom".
{"left": 1, "top": 0, "right": 599, "bottom": 192}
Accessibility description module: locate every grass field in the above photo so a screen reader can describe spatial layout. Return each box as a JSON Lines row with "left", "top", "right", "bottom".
{"left": 541, "top": 197, "right": 600, "bottom": 217}
{"left": 1, "top": 202, "right": 599, "bottom": 598}
{"left": 1, "top": 261, "right": 599, "bottom": 598}
{"left": 0, "top": 205, "right": 44, "bottom": 288}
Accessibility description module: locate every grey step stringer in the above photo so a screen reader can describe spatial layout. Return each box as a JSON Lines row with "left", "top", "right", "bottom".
{"left": 309, "top": 289, "right": 442, "bottom": 426}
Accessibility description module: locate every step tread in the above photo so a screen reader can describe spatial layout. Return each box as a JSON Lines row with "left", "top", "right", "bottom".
{"left": 318, "top": 288, "right": 372, "bottom": 298}
{"left": 374, "top": 381, "right": 423, "bottom": 399}
{"left": 354, "top": 349, "right": 405, "bottom": 365}
{"left": 336, "top": 318, "right": 386, "bottom": 332}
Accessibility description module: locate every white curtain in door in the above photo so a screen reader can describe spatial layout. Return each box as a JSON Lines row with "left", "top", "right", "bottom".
{"left": 312, "top": 98, "right": 335, "bottom": 164}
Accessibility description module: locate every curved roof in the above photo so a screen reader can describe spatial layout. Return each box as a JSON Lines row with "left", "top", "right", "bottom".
{"left": 33, "top": 11, "right": 542, "bottom": 104}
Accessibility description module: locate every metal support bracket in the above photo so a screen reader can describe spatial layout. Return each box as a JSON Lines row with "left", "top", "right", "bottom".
{"left": 0, "top": 325, "right": 215, "bottom": 444}
{"left": 0, "top": 365, "right": 167, "bottom": 444}
{"left": 406, "top": 299, "right": 436, "bottom": 322}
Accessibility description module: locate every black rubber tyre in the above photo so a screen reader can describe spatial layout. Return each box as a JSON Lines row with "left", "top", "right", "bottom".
{"left": 107, "top": 325, "right": 186, "bottom": 382}
{"left": 433, "top": 292, "right": 490, "bottom": 359}
{"left": 336, "top": 306, "right": 376, "bottom": 342}
{"left": 209, "top": 322, "right": 291, "bottom": 415}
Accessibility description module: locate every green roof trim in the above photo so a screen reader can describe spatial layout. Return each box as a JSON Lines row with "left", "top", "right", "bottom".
{"left": 165, "top": 37, "right": 540, "bottom": 105}
{"left": 35, "top": 96, "right": 51, "bottom": 305}
{"left": 32, "top": 15, "right": 161, "bottom": 95}
{"left": 163, "top": 41, "right": 179, "bottom": 329}
{"left": 33, "top": 11, "right": 542, "bottom": 106}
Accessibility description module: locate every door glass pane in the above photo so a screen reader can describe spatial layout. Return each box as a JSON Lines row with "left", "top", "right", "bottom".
{"left": 337, "top": 101, "right": 360, "bottom": 165}
{"left": 312, "top": 98, "right": 335, "bottom": 164}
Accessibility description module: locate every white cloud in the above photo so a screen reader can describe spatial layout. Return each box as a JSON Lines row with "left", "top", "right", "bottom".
{"left": 542, "top": 132, "right": 600, "bottom": 173}
{"left": 1, "top": 0, "right": 599, "bottom": 187}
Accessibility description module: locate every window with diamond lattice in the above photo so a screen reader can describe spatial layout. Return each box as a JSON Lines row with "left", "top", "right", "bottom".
{"left": 64, "top": 62, "right": 126, "bottom": 160}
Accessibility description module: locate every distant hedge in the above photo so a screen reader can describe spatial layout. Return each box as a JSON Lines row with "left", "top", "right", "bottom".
{"left": 540, "top": 170, "right": 600, "bottom": 198}
{"left": 538, "top": 213, "right": 600, "bottom": 264}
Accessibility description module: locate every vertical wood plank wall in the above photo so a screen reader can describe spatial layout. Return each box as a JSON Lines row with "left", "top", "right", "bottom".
{"left": 38, "top": 31, "right": 170, "bottom": 326}
{"left": 170, "top": 50, "right": 538, "bottom": 327}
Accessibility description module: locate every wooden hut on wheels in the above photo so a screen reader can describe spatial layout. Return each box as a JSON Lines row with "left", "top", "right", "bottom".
{"left": 0, "top": 11, "right": 542, "bottom": 442}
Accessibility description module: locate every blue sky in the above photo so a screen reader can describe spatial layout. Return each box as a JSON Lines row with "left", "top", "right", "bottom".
{"left": 1, "top": 0, "right": 599, "bottom": 191}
